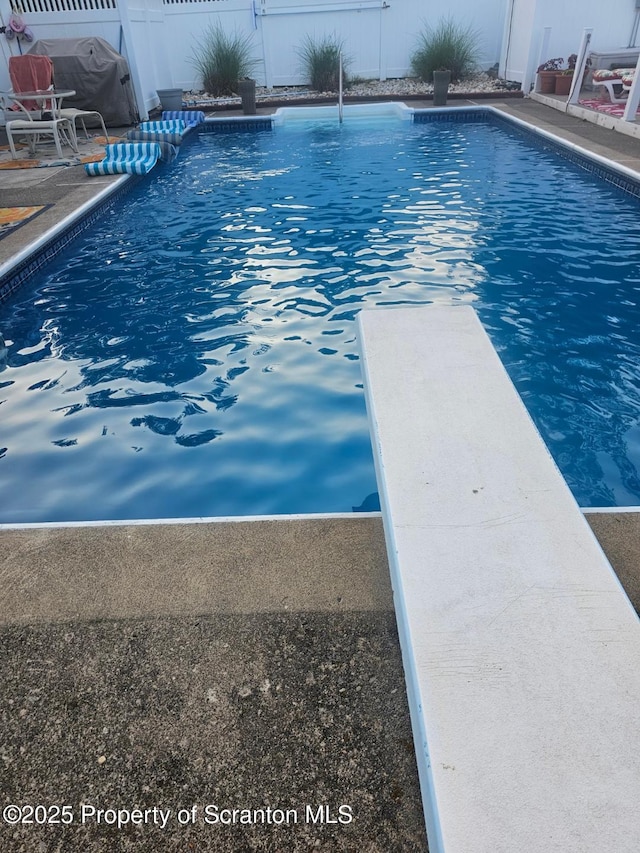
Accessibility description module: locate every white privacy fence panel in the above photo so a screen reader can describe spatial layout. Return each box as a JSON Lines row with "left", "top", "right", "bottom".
{"left": 0, "top": 0, "right": 122, "bottom": 92}
{"left": 0, "top": 0, "right": 121, "bottom": 49}
{"left": 1, "top": 13, "right": 122, "bottom": 43}
{"left": 501, "top": 0, "right": 535, "bottom": 83}
{"left": 502, "top": 0, "right": 640, "bottom": 90}
{"left": 122, "top": 0, "right": 173, "bottom": 117}
{"left": 534, "top": 0, "right": 636, "bottom": 62}
{"left": 19, "top": 0, "right": 117, "bottom": 11}
{"left": 167, "top": 0, "right": 506, "bottom": 90}
{"left": 1, "top": 0, "right": 507, "bottom": 100}
{"left": 258, "top": 3, "right": 386, "bottom": 87}
{"left": 164, "top": 0, "right": 259, "bottom": 90}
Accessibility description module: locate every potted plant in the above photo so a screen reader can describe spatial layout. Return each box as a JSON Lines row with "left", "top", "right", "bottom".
{"left": 554, "top": 53, "right": 592, "bottom": 96}
{"left": 410, "top": 18, "right": 479, "bottom": 80}
{"left": 410, "top": 17, "right": 479, "bottom": 106}
{"left": 554, "top": 66, "right": 573, "bottom": 96}
{"left": 191, "top": 23, "right": 259, "bottom": 114}
{"left": 536, "top": 57, "right": 563, "bottom": 94}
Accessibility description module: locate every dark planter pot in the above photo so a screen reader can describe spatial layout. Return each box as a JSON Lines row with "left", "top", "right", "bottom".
{"left": 537, "top": 71, "right": 557, "bottom": 94}
{"left": 433, "top": 70, "right": 451, "bottom": 106}
{"left": 554, "top": 73, "right": 572, "bottom": 96}
{"left": 237, "top": 78, "right": 257, "bottom": 115}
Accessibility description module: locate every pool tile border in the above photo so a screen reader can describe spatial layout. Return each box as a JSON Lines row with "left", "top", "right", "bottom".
{"left": 413, "top": 109, "right": 489, "bottom": 124}
{"left": 0, "top": 177, "right": 140, "bottom": 304}
{"left": 201, "top": 118, "right": 273, "bottom": 133}
{"left": 490, "top": 110, "right": 640, "bottom": 199}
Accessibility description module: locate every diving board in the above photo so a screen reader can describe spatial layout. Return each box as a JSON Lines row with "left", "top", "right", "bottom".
{"left": 357, "top": 304, "right": 640, "bottom": 853}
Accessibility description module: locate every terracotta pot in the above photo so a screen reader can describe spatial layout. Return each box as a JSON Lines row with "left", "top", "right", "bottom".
{"left": 554, "top": 74, "right": 572, "bottom": 96}
{"left": 537, "top": 71, "right": 557, "bottom": 94}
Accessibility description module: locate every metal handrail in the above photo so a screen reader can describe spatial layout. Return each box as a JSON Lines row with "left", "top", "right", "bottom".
{"left": 338, "top": 52, "right": 344, "bottom": 124}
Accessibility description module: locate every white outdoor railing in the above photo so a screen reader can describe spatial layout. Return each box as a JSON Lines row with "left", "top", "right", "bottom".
{"left": 338, "top": 51, "right": 343, "bottom": 124}
{"left": 18, "top": 0, "right": 116, "bottom": 11}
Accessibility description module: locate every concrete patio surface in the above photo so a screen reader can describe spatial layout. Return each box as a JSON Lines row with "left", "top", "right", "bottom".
{"left": 0, "top": 513, "right": 639, "bottom": 852}
{"left": 0, "top": 517, "right": 427, "bottom": 852}
{"left": 1, "top": 96, "right": 640, "bottom": 851}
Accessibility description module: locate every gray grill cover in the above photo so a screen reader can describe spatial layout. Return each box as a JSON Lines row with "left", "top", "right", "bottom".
{"left": 27, "top": 37, "right": 138, "bottom": 126}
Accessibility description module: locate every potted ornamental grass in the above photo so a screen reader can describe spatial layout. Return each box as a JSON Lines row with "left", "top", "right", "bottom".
{"left": 410, "top": 17, "right": 479, "bottom": 106}
{"left": 191, "top": 23, "right": 259, "bottom": 113}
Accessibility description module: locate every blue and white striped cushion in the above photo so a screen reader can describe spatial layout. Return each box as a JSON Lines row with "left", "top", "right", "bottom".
{"left": 139, "top": 120, "right": 186, "bottom": 134}
{"left": 84, "top": 142, "right": 163, "bottom": 177}
{"left": 127, "top": 129, "right": 183, "bottom": 146}
{"left": 162, "top": 110, "right": 205, "bottom": 127}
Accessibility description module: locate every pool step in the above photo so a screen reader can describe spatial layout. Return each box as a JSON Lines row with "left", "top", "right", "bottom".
{"left": 357, "top": 304, "right": 640, "bottom": 853}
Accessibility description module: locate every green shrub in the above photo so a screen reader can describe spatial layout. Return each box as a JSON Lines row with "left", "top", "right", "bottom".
{"left": 191, "top": 23, "right": 257, "bottom": 97}
{"left": 297, "top": 34, "right": 349, "bottom": 92}
{"left": 410, "top": 18, "right": 480, "bottom": 82}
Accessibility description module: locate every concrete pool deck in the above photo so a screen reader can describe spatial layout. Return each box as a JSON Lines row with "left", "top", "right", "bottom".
{"left": 1, "top": 96, "right": 640, "bottom": 851}
{"left": 0, "top": 517, "right": 428, "bottom": 851}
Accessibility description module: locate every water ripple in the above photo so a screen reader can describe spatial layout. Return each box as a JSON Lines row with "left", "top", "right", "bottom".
{"left": 1, "top": 121, "right": 639, "bottom": 519}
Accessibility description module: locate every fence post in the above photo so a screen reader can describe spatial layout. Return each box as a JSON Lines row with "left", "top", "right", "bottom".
{"left": 566, "top": 27, "right": 592, "bottom": 107}
{"left": 532, "top": 26, "right": 552, "bottom": 93}
{"left": 118, "top": 0, "right": 149, "bottom": 121}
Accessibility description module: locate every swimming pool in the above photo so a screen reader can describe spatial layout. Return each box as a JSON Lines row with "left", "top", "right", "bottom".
{"left": 1, "top": 108, "right": 640, "bottom": 523}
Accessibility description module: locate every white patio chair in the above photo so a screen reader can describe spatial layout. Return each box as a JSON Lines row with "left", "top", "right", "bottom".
{"left": 2, "top": 95, "right": 77, "bottom": 159}
{"left": 58, "top": 107, "right": 109, "bottom": 143}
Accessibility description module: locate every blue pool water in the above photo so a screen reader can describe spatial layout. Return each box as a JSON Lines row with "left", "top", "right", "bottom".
{"left": 1, "top": 115, "right": 640, "bottom": 522}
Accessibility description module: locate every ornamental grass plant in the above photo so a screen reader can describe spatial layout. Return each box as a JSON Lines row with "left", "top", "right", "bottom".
{"left": 298, "top": 34, "right": 350, "bottom": 92}
{"left": 410, "top": 18, "right": 480, "bottom": 82}
{"left": 191, "top": 23, "right": 257, "bottom": 97}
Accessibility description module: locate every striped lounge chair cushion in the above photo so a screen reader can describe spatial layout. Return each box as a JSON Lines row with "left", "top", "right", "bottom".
{"left": 162, "top": 110, "right": 206, "bottom": 128}
{"left": 127, "top": 129, "right": 184, "bottom": 146}
{"left": 84, "top": 142, "right": 164, "bottom": 176}
{"left": 591, "top": 67, "right": 636, "bottom": 82}
{"left": 139, "top": 120, "right": 187, "bottom": 134}
{"left": 128, "top": 119, "right": 187, "bottom": 145}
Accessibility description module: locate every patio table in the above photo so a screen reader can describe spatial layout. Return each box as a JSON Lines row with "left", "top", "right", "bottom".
{"left": 3, "top": 88, "right": 76, "bottom": 118}
{"left": 1, "top": 89, "right": 78, "bottom": 156}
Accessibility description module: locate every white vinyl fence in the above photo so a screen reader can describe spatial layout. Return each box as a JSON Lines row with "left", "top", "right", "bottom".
{"left": 1, "top": 0, "right": 505, "bottom": 118}
{"left": 3, "top": 0, "right": 640, "bottom": 122}
{"left": 501, "top": 0, "right": 640, "bottom": 92}
{"left": 148, "top": 0, "right": 507, "bottom": 89}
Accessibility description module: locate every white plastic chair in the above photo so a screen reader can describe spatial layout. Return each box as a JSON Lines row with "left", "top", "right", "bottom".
{"left": 58, "top": 107, "right": 109, "bottom": 143}
{"left": 2, "top": 95, "right": 77, "bottom": 159}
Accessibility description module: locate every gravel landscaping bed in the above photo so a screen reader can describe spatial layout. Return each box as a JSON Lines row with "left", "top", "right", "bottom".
{"left": 182, "top": 72, "right": 522, "bottom": 109}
